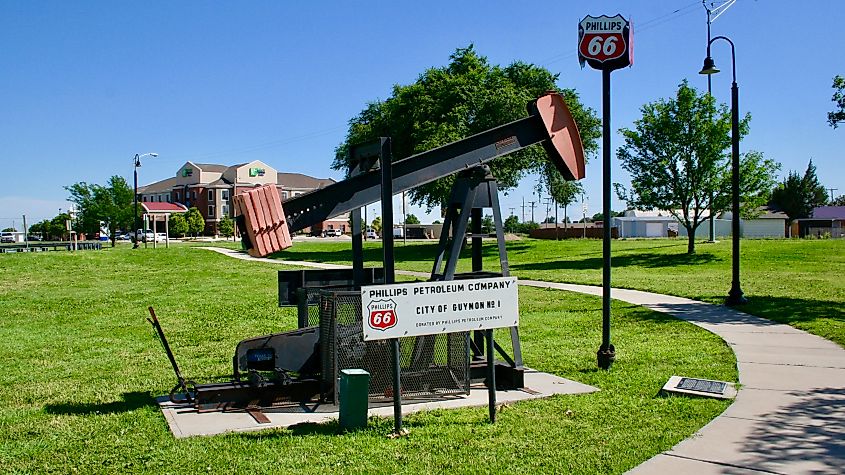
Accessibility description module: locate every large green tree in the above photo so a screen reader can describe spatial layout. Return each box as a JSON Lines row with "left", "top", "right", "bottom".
{"left": 65, "top": 176, "right": 134, "bottom": 246}
{"left": 617, "top": 81, "right": 779, "bottom": 254}
{"left": 829, "top": 75, "right": 845, "bottom": 128}
{"left": 332, "top": 46, "right": 600, "bottom": 210}
{"left": 770, "top": 160, "right": 829, "bottom": 235}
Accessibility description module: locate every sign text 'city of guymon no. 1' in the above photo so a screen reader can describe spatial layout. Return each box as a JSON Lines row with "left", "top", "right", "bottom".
{"left": 361, "top": 277, "right": 519, "bottom": 341}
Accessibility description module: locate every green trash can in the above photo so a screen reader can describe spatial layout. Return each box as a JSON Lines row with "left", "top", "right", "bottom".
{"left": 339, "top": 368, "right": 370, "bottom": 430}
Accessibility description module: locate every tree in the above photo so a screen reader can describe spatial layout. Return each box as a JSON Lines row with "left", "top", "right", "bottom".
{"left": 616, "top": 81, "right": 779, "bottom": 254}
{"left": 831, "top": 195, "right": 845, "bottom": 206}
{"left": 829, "top": 75, "right": 845, "bottom": 128}
{"left": 2, "top": 227, "right": 15, "bottom": 232}
{"left": 481, "top": 215, "right": 494, "bottom": 234}
{"left": 168, "top": 213, "right": 188, "bottom": 238}
{"left": 65, "top": 176, "right": 134, "bottom": 246}
{"left": 371, "top": 216, "right": 382, "bottom": 234}
{"left": 542, "top": 166, "right": 583, "bottom": 229}
{"left": 185, "top": 207, "right": 205, "bottom": 238}
{"left": 504, "top": 215, "right": 519, "bottom": 233}
{"left": 28, "top": 213, "right": 70, "bottom": 240}
{"left": 770, "top": 160, "right": 829, "bottom": 235}
{"left": 404, "top": 214, "right": 420, "bottom": 225}
{"left": 218, "top": 217, "right": 235, "bottom": 238}
{"left": 332, "top": 45, "right": 600, "bottom": 210}
{"left": 591, "top": 210, "right": 622, "bottom": 222}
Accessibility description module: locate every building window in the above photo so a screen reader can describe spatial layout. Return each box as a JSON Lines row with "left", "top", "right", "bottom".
{"left": 281, "top": 191, "right": 288, "bottom": 199}
{"left": 175, "top": 191, "right": 180, "bottom": 202}
{"left": 208, "top": 190, "right": 214, "bottom": 201}
{"left": 191, "top": 191, "right": 196, "bottom": 200}
{"left": 221, "top": 189, "right": 230, "bottom": 201}
{"left": 142, "top": 196, "right": 147, "bottom": 202}
{"left": 222, "top": 204, "right": 229, "bottom": 216}
{"left": 166, "top": 195, "right": 171, "bottom": 203}
{"left": 208, "top": 205, "right": 215, "bottom": 217}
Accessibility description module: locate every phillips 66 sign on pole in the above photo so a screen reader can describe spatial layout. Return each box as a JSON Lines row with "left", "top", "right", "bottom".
{"left": 578, "top": 14, "right": 632, "bottom": 370}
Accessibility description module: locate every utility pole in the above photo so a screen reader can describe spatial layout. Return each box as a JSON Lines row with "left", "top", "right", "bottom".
{"left": 828, "top": 188, "right": 838, "bottom": 202}
{"left": 22, "top": 215, "right": 28, "bottom": 249}
{"left": 529, "top": 201, "right": 537, "bottom": 223}
{"left": 508, "top": 207, "right": 515, "bottom": 217}
{"left": 521, "top": 197, "right": 526, "bottom": 223}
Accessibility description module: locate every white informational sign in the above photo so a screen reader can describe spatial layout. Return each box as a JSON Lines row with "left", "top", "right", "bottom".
{"left": 361, "top": 277, "right": 519, "bottom": 341}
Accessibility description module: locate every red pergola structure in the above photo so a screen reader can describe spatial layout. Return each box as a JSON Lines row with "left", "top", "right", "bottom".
{"left": 140, "top": 202, "right": 188, "bottom": 249}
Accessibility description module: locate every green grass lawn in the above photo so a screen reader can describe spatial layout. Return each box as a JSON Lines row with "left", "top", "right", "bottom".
{"left": 266, "top": 237, "right": 845, "bottom": 347}
{"left": 0, "top": 245, "right": 735, "bottom": 474}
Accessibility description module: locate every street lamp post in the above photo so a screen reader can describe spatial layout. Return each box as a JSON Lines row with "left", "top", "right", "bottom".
{"left": 133, "top": 153, "right": 159, "bottom": 249}
{"left": 700, "top": 36, "right": 747, "bottom": 306}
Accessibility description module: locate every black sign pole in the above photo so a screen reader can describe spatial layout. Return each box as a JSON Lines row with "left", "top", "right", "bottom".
{"left": 486, "top": 328, "right": 496, "bottom": 423}
{"left": 597, "top": 68, "right": 615, "bottom": 370}
{"left": 378, "top": 137, "right": 403, "bottom": 435}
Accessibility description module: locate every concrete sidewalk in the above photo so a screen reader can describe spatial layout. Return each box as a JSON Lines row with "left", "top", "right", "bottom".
{"left": 202, "top": 247, "right": 845, "bottom": 474}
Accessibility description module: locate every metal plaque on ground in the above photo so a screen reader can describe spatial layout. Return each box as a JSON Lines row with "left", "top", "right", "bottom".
{"left": 661, "top": 375, "right": 737, "bottom": 400}
{"left": 361, "top": 277, "right": 519, "bottom": 341}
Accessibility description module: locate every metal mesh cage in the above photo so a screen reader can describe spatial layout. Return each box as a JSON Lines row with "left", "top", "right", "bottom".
{"left": 319, "top": 290, "right": 470, "bottom": 404}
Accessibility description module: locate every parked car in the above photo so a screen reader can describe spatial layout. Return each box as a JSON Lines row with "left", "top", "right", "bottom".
{"left": 136, "top": 230, "right": 155, "bottom": 242}
{"left": 0, "top": 232, "right": 14, "bottom": 243}
{"left": 154, "top": 233, "right": 168, "bottom": 242}
{"left": 116, "top": 233, "right": 131, "bottom": 241}
{"left": 365, "top": 229, "right": 378, "bottom": 239}
{"left": 322, "top": 228, "right": 343, "bottom": 237}
{"left": 27, "top": 234, "right": 43, "bottom": 241}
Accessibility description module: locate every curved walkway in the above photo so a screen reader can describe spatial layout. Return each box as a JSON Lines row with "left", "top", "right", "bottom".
{"left": 203, "top": 247, "right": 845, "bottom": 474}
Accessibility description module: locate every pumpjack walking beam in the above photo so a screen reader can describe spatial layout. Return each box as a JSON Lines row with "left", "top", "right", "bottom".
{"left": 278, "top": 93, "right": 585, "bottom": 240}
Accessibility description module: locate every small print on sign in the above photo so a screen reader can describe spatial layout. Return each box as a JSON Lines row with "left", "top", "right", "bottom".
{"left": 578, "top": 14, "right": 632, "bottom": 71}
{"left": 367, "top": 299, "right": 398, "bottom": 331}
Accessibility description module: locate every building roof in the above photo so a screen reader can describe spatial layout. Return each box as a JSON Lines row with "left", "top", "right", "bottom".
{"left": 277, "top": 172, "right": 335, "bottom": 189}
{"left": 207, "top": 177, "right": 234, "bottom": 187}
{"left": 138, "top": 176, "right": 179, "bottom": 194}
{"left": 141, "top": 202, "right": 188, "bottom": 214}
{"left": 193, "top": 163, "right": 230, "bottom": 173}
{"left": 755, "top": 206, "right": 788, "bottom": 219}
{"left": 813, "top": 206, "right": 845, "bottom": 219}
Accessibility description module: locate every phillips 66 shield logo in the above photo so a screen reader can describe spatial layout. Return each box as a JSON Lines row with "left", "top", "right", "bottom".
{"left": 367, "top": 299, "right": 398, "bottom": 331}
{"left": 578, "top": 14, "right": 632, "bottom": 71}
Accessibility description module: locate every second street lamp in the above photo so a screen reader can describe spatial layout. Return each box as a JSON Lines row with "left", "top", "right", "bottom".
{"left": 699, "top": 36, "right": 747, "bottom": 306}
{"left": 133, "top": 152, "right": 159, "bottom": 249}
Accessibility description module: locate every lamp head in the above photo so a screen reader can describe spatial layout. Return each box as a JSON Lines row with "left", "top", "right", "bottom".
{"left": 699, "top": 56, "right": 720, "bottom": 75}
{"left": 150, "top": 153, "right": 159, "bottom": 157}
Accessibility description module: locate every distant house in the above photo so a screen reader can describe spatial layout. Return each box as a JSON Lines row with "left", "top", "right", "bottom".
{"left": 612, "top": 210, "right": 679, "bottom": 238}
{"left": 721, "top": 206, "right": 788, "bottom": 238}
{"left": 797, "top": 206, "right": 845, "bottom": 238}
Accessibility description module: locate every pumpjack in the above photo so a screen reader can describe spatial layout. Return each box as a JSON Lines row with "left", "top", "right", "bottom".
{"left": 149, "top": 92, "right": 586, "bottom": 415}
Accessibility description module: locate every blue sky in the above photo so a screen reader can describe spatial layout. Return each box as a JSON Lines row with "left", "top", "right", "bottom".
{"left": 1, "top": 1, "right": 843, "bottom": 229}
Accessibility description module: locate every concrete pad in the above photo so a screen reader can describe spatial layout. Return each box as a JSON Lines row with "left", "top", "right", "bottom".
{"left": 159, "top": 369, "right": 597, "bottom": 438}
